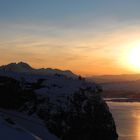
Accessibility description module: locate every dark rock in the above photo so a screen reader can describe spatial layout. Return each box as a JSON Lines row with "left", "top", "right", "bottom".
{"left": 38, "top": 88, "right": 118, "bottom": 140}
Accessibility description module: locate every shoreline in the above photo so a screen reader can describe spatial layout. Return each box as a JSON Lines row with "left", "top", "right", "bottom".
{"left": 104, "top": 98, "right": 140, "bottom": 103}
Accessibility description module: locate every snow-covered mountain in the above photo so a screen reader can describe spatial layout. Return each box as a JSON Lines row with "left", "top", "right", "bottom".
{"left": 0, "top": 62, "right": 33, "bottom": 73}
{"left": 0, "top": 62, "right": 77, "bottom": 78}
{"left": 0, "top": 63, "right": 118, "bottom": 140}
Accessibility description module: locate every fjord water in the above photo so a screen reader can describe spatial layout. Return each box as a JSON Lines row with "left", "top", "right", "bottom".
{"left": 107, "top": 101, "right": 140, "bottom": 140}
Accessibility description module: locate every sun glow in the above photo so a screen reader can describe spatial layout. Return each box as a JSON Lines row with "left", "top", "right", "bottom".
{"left": 128, "top": 45, "right": 140, "bottom": 70}
{"left": 120, "top": 44, "right": 140, "bottom": 73}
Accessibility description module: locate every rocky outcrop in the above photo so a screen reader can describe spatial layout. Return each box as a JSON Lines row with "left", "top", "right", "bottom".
{"left": 37, "top": 87, "right": 118, "bottom": 140}
{"left": 0, "top": 75, "right": 118, "bottom": 140}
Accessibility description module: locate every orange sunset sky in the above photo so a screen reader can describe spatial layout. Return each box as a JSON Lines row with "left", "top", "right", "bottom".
{"left": 1, "top": 0, "right": 140, "bottom": 75}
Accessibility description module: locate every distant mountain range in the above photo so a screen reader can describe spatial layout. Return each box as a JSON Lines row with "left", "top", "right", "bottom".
{"left": 0, "top": 62, "right": 77, "bottom": 78}
{"left": 87, "top": 74, "right": 140, "bottom": 83}
{"left": 87, "top": 74, "right": 140, "bottom": 99}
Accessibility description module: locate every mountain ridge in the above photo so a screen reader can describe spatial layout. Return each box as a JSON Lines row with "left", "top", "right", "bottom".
{"left": 0, "top": 62, "right": 77, "bottom": 78}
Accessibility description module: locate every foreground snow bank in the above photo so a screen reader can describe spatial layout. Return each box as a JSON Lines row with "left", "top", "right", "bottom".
{"left": 0, "top": 109, "right": 59, "bottom": 140}
{"left": 0, "top": 114, "right": 38, "bottom": 140}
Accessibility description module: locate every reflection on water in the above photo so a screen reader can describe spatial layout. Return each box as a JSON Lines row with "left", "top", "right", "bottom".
{"left": 107, "top": 102, "right": 140, "bottom": 140}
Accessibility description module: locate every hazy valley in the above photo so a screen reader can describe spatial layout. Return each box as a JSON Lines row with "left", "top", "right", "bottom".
{"left": 87, "top": 75, "right": 140, "bottom": 101}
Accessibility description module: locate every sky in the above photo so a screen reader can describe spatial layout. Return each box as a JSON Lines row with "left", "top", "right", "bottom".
{"left": 1, "top": 0, "right": 140, "bottom": 75}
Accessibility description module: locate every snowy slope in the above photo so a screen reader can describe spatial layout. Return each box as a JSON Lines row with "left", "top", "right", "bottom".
{"left": 35, "top": 75, "right": 98, "bottom": 95}
{"left": 0, "top": 109, "right": 59, "bottom": 140}
{"left": 0, "top": 113, "right": 38, "bottom": 140}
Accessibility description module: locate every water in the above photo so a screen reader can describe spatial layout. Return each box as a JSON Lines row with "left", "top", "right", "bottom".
{"left": 107, "top": 101, "right": 140, "bottom": 140}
